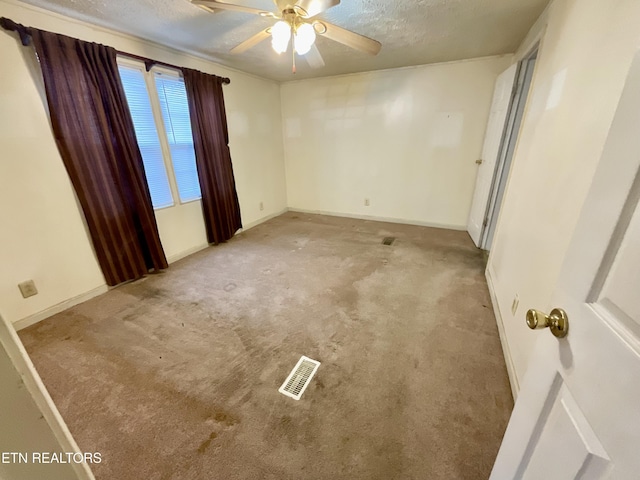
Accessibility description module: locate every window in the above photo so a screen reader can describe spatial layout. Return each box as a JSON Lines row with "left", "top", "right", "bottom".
{"left": 118, "top": 61, "right": 201, "bottom": 209}
{"left": 154, "top": 73, "right": 201, "bottom": 203}
{"left": 118, "top": 65, "right": 173, "bottom": 209}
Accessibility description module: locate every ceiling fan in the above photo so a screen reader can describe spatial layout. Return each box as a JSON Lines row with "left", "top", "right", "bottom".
{"left": 191, "top": 0, "right": 382, "bottom": 72}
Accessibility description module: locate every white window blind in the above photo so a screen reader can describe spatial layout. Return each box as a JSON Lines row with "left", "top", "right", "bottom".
{"left": 154, "top": 74, "right": 201, "bottom": 203}
{"left": 118, "top": 65, "right": 174, "bottom": 209}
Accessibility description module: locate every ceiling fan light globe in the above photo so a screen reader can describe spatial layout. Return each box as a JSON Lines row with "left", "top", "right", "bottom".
{"left": 272, "top": 40, "right": 289, "bottom": 54}
{"left": 271, "top": 20, "right": 291, "bottom": 54}
{"left": 294, "top": 22, "right": 316, "bottom": 55}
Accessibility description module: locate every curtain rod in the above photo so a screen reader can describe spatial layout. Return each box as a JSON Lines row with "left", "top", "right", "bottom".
{"left": 0, "top": 17, "right": 231, "bottom": 85}
{"left": 116, "top": 51, "right": 231, "bottom": 84}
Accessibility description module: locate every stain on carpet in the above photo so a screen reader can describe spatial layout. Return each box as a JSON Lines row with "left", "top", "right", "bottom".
{"left": 197, "top": 432, "right": 218, "bottom": 454}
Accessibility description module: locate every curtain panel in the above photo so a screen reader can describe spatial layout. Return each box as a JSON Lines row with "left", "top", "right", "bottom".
{"left": 30, "top": 29, "right": 168, "bottom": 285}
{"left": 181, "top": 68, "right": 242, "bottom": 244}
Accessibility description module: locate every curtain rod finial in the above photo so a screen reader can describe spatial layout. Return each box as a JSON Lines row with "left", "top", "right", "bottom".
{"left": 1, "top": 17, "right": 32, "bottom": 46}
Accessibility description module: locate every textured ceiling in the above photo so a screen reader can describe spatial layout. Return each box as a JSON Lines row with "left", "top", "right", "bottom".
{"left": 16, "top": 0, "right": 550, "bottom": 81}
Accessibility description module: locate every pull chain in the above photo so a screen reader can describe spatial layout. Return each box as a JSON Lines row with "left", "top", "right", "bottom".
{"left": 291, "top": 25, "right": 296, "bottom": 74}
{"left": 292, "top": 48, "right": 296, "bottom": 74}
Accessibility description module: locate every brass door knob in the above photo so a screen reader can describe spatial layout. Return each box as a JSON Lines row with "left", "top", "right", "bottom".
{"left": 526, "top": 308, "right": 569, "bottom": 338}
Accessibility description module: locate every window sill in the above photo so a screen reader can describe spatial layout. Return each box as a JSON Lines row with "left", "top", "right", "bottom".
{"left": 153, "top": 203, "right": 175, "bottom": 211}
{"left": 178, "top": 197, "right": 202, "bottom": 206}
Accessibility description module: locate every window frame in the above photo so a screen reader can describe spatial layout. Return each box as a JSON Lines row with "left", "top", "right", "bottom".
{"left": 151, "top": 67, "right": 202, "bottom": 205}
{"left": 117, "top": 57, "right": 201, "bottom": 210}
{"left": 117, "top": 59, "right": 175, "bottom": 210}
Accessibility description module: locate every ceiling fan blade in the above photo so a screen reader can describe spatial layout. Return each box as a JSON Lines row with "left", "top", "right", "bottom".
{"left": 191, "top": 0, "right": 275, "bottom": 17}
{"left": 316, "top": 21, "right": 381, "bottom": 55}
{"left": 305, "top": 44, "right": 325, "bottom": 69}
{"left": 294, "top": 0, "right": 340, "bottom": 18}
{"left": 230, "top": 28, "right": 271, "bottom": 54}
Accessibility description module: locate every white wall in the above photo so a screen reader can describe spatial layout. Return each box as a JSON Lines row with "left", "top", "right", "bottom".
{"left": 486, "top": 0, "right": 640, "bottom": 392}
{"left": 0, "top": 0, "right": 287, "bottom": 325}
{"left": 280, "top": 56, "right": 512, "bottom": 229}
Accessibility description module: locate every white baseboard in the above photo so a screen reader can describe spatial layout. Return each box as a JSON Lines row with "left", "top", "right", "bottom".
{"left": 12, "top": 210, "right": 289, "bottom": 331}
{"left": 167, "top": 243, "right": 210, "bottom": 264}
{"left": 166, "top": 209, "right": 288, "bottom": 263}
{"left": 240, "top": 208, "right": 289, "bottom": 231}
{"left": 11, "top": 207, "right": 461, "bottom": 333}
{"left": 486, "top": 265, "right": 520, "bottom": 399}
{"left": 13, "top": 285, "right": 109, "bottom": 331}
{"left": 287, "top": 207, "right": 467, "bottom": 231}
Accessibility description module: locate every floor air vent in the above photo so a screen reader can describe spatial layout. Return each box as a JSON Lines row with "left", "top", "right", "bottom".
{"left": 382, "top": 237, "right": 396, "bottom": 246}
{"left": 279, "top": 356, "right": 320, "bottom": 400}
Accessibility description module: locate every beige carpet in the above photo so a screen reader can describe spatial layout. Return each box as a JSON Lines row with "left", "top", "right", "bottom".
{"left": 20, "top": 212, "right": 513, "bottom": 480}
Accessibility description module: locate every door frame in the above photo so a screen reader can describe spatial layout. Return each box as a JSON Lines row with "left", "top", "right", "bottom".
{"left": 0, "top": 314, "right": 94, "bottom": 479}
{"left": 479, "top": 44, "right": 539, "bottom": 250}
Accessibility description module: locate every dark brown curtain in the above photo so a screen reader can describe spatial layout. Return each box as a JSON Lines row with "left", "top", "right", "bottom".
{"left": 30, "top": 29, "right": 168, "bottom": 286}
{"left": 182, "top": 68, "right": 242, "bottom": 244}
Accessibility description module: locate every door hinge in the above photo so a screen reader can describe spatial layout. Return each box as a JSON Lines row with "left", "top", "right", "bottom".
{"left": 483, "top": 218, "right": 488, "bottom": 227}
{"left": 475, "top": 159, "right": 483, "bottom": 165}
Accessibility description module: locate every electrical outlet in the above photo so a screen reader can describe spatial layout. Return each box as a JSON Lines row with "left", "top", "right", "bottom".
{"left": 364, "top": 198, "right": 370, "bottom": 207}
{"left": 511, "top": 294, "right": 520, "bottom": 316}
{"left": 259, "top": 201, "right": 264, "bottom": 211}
{"left": 18, "top": 280, "right": 38, "bottom": 299}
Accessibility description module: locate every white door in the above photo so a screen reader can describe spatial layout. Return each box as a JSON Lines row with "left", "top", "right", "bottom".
{"left": 490, "top": 48, "right": 640, "bottom": 479}
{"left": 467, "top": 64, "right": 518, "bottom": 247}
